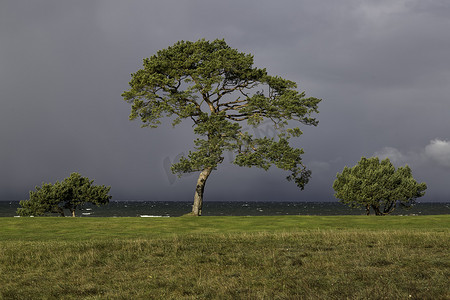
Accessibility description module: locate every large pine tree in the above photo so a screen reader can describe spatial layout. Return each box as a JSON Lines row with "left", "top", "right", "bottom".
{"left": 123, "top": 39, "right": 321, "bottom": 215}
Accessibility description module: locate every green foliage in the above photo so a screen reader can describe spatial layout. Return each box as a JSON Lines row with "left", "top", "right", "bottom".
{"left": 333, "top": 157, "right": 427, "bottom": 215}
{"left": 123, "top": 39, "right": 321, "bottom": 189}
{"left": 17, "top": 173, "right": 111, "bottom": 217}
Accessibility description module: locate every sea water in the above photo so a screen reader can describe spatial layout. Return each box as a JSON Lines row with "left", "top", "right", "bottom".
{"left": 0, "top": 201, "right": 448, "bottom": 217}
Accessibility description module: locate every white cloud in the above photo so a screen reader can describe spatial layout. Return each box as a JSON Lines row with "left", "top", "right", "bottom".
{"left": 373, "top": 147, "right": 407, "bottom": 165}
{"left": 374, "top": 139, "right": 450, "bottom": 169}
{"left": 425, "top": 139, "right": 450, "bottom": 168}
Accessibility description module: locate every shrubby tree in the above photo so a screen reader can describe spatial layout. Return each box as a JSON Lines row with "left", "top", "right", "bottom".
{"left": 17, "top": 173, "right": 111, "bottom": 217}
{"left": 333, "top": 157, "right": 427, "bottom": 215}
{"left": 122, "top": 39, "right": 321, "bottom": 216}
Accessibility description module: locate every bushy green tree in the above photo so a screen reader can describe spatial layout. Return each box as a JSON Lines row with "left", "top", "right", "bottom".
{"left": 333, "top": 157, "right": 427, "bottom": 215}
{"left": 17, "top": 173, "right": 111, "bottom": 217}
{"left": 122, "top": 39, "right": 321, "bottom": 215}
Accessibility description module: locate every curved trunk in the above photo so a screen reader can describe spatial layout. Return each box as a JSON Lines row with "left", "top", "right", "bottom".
{"left": 192, "top": 167, "right": 213, "bottom": 216}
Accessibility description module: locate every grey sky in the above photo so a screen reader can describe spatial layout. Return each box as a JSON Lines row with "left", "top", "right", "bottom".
{"left": 1, "top": 0, "right": 449, "bottom": 202}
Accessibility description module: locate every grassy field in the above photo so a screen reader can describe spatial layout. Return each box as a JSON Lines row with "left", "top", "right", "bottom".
{"left": 0, "top": 216, "right": 449, "bottom": 299}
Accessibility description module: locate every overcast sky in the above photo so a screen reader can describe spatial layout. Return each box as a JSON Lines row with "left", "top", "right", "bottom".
{"left": 1, "top": 0, "right": 449, "bottom": 203}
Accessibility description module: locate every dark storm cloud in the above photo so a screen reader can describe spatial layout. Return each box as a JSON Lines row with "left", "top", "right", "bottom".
{"left": 1, "top": 0, "right": 449, "bottom": 202}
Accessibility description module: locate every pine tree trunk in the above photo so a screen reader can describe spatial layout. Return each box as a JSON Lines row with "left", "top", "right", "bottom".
{"left": 191, "top": 167, "right": 213, "bottom": 216}
{"left": 383, "top": 201, "right": 396, "bottom": 215}
{"left": 372, "top": 204, "right": 382, "bottom": 216}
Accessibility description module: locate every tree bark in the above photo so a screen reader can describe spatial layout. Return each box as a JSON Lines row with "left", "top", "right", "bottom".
{"left": 191, "top": 167, "right": 213, "bottom": 216}
{"left": 383, "top": 201, "right": 396, "bottom": 214}
{"left": 372, "top": 204, "right": 383, "bottom": 216}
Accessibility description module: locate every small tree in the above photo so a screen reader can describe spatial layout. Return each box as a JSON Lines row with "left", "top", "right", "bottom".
{"left": 17, "top": 173, "right": 112, "bottom": 217}
{"left": 333, "top": 157, "right": 427, "bottom": 215}
{"left": 122, "top": 39, "right": 321, "bottom": 216}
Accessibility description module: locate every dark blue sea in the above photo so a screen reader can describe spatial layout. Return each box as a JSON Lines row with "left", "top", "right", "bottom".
{"left": 0, "top": 201, "right": 448, "bottom": 217}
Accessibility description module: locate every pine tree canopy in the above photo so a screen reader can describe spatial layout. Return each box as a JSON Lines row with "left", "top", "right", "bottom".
{"left": 333, "top": 157, "right": 427, "bottom": 215}
{"left": 122, "top": 39, "right": 321, "bottom": 191}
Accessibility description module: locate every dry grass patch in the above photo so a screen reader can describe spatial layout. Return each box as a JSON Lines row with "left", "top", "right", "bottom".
{"left": 1, "top": 229, "right": 449, "bottom": 299}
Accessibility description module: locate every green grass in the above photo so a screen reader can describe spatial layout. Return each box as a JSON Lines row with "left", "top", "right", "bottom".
{"left": 1, "top": 215, "right": 448, "bottom": 242}
{"left": 1, "top": 216, "right": 449, "bottom": 299}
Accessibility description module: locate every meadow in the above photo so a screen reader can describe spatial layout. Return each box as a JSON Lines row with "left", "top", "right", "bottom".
{"left": 0, "top": 215, "right": 449, "bottom": 299}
